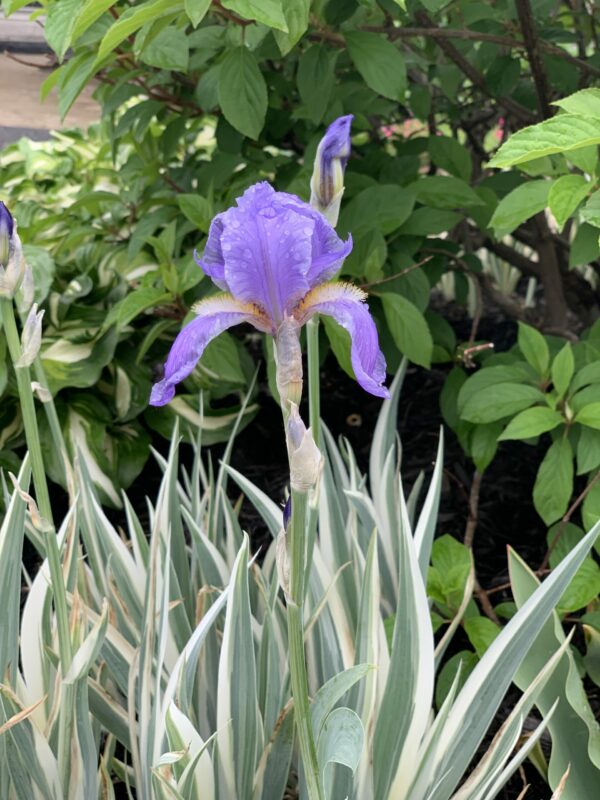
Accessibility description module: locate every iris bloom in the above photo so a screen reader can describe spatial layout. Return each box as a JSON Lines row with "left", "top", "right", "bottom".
{"left": 149, "top": 182, "right": 389, "bottom": 406}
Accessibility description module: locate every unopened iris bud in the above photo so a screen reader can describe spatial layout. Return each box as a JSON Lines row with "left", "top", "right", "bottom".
{"left": 274, "top": 315, "right": 303, "bottom": 407}
{"left": 287, "top": 403, "right": 322, "bottom": 493}
{"left": 310, "top": 114, "right": 353, "bottom": 226}
{"left": 16, "top": 303, "right": 44, "bottom": 367}
{"left": 0, "top": 202, "right": 13, "bottom": 267}
{"left": 0, "top": 202, "right": 25, "bottom": 299}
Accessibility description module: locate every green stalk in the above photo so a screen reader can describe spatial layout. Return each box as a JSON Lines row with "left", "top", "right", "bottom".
{"left": 1, "top": 297, "right": 74, "bottom": 788}
{"left": 287, "top": 486, "right": 324, "bottom": 800}
{"left": 1, "top": 298, "right": 52, "bottom": 524}
{"left": 306, "top": 316, "right": 321, "bottom": 448}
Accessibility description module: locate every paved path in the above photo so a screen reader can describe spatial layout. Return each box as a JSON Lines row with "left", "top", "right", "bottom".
{"left": 0, "top": 6, "right": 99, "bottom": 147}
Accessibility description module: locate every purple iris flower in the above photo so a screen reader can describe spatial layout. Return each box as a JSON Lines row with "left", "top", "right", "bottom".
{"left": 149, "top": 182, "right": 389, "bottom": 406}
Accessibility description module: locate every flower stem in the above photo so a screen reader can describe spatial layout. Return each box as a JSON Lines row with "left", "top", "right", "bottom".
{"left": 1, "top": 298, "right": 52, "bottom": 524}
{"left": 287, "top": 486, "right": 324, "bottom": 800}
{"left": 306, "top": 316, "right": 321, "bottom": 448}
{"left": 1, "top": 297, "right": 74, "bottom": 789}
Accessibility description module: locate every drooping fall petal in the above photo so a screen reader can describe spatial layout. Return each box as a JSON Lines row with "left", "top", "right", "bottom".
{"left": 149, "top": 294, "right": 268, "bottom": 406}
{"left": 298, "top": 282, "right": 389, "bottom": 399}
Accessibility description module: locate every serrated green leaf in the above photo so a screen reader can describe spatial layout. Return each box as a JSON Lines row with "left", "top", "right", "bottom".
{"left": 72, "top": 0, "right": 117, "bottom": 42}
{"left": 218, "top": 47, "right": 267, "bottom": 139}
{"left": 577, "top": 428, "right": 600, "bottom": 474}
{"left": 498, "top": 406, "right": 563, "bottom": 440}
{"left": 97, "top": 0, "right": 182, "bottom": 62}
{"left": 45, "top": 0, "right": 81, "bottom": 61}
{"left": 141, "top": 26, "right": 189, "bottom": 72}
{"left": 575, "top": 403, "right": 600, "bottom": 430}
{"left": 548, "top": 174, "right": 590, "bottom": 231}
{"left": 184, "top": 0, "right": 211, "bottom": 26}
{"left": 581, "top": 190, "right": 600, "bottom": 228}
{"left": 339, "top": 185, "right": 415, "bottom": 236}
{"left": 552, "top": 343, "right": 574, "bottom": 398}
{"left": 222, "top": 0, "right": 288, "bottom": 31}
{"left": 411, "top": 176, "right": 484, "bottom": 210}
{"left": 345, "top": 31, "right": 406, "bottom": 101}
{"left": 464, "top": 616, "right": 500, "bottom": 658}
{"left": 489, "top": 180, "right": 553, "bottom": 237}
{"left": 533, "top": 438, "right": 573, "bottom": 525}
{"left": 177, "top": 194, "right": 211, "bottom": 232}
{"left": 553, "top": 88, "right": 600, "bottom": 118}
{"left": 297, "top": 45, "right": 335, "bottom": 124}
{"left": 469, "top": 422, "right": 502, "bottom": 472}
{"left": 518, "top": 322, "right": 550, "bottom": 377}
{"left": 570, "top": 222, "right": 600, "bottom": 267}
{"left": 381, "top": 293, "right": 433, "bottom": 368}
{"left": 461, "top": 383, "right": 545, "bottom": 424}
{"left": 428, "top": 136, "right": 472, "bottom": 181}
{"left": 489, "top": 114, "right": 600, "bottom": 168}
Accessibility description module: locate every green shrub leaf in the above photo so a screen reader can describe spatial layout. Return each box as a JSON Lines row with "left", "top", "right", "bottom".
{"left": 218, "top": 47, "right": 268, "bottom": 139}
{"left": 533, "top": 438, "right": 574, "bottom": 525}
{"left": 345, "top": 32, "right": 406, "bottom": 101}
{"left": 498, "top": 406, "right": 563, "bottom": 441}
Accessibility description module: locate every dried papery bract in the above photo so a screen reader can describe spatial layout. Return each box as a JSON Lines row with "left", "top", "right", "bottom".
{"left": 287, "top": 403, "right": 322, "bottom": 493}
{"left": 274, "top": 315, "right": 303, "bottom": 408}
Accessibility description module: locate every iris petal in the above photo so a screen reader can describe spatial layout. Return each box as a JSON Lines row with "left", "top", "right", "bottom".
{"left": 220, "top": 198, "right": 313, "bottom": 323}
{"left": 149, "top": 294, "right": 268, "bottom": 406}
{"left": 195, "top": 215, "right": 229, "bottom": 291}
{"left": 277, "top": 193, "right": 353, "bottom": 285}
{"left": 297, "top": 282, "right": 390, "bottom": 399}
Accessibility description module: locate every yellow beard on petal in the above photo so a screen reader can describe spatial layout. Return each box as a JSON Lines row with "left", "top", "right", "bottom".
{"left": 191, "top": 293, "right": 272, "bottom": 332}
{"left": 294, "top": 281, "right": 367, "bottom": 322}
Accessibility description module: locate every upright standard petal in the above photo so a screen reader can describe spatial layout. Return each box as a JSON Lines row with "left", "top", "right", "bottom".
{"left": 218, "top": 183, "right": 315, "bottom": 323}
{"left": 277, "top": 193, "right": 352, "bottom": 286}
{"left": 149, "top": 295, "right": 268, "bottom": 406}
{"left": 297, "top": 282, "right": 390, "bottom": 399}
{"left": 195, "top": 214, "right": 229, "bottom": 291}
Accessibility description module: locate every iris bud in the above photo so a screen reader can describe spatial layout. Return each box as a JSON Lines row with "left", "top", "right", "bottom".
{"left": 286, "top": 403, "right": 322, "bottom": 493}
{"left": 0, "top": 202, "right": 25, "bottom": 299}
{"left": 274, "top": 315, "right": 303, "bottom": 408}
{"left": 310, "top": 115, "right": 353, "bottom": 226}
{"left": 0, "top": 202, "right": 13, "bottom": 267}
